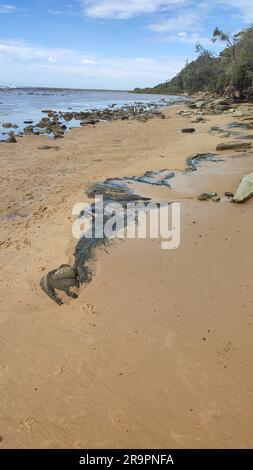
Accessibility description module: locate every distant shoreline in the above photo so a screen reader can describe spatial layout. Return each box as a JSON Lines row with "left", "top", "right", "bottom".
{"left": 0, "top": 86, "right": 131, "bottom": 93}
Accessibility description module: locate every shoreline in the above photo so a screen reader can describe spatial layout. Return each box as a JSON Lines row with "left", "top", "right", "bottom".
{"left": 0, "top": 90, "right": 184, "bottom": 142}
{"left": 1, "top": 100, "right": 253, "bottom": 448}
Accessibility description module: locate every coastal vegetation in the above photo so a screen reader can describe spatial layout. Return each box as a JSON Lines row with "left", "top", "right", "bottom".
{"left": 133, "top": 26, "right": 253, "bottom": 98}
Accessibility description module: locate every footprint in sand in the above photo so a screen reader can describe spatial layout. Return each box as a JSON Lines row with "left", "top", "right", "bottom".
{"left": 20, "top": 416, "right": 37, "bottom": 432}
{"left": 0, "top": 364, "right": 8, "bottom": 378}
{"left": 56, "top": 365, "right": 67, "bottom": 376}
{"left": 217, "top": 340, "right": 235, "bottom": 368}
{"left": 81, "top": 302, "right": 99, "bottom": 318}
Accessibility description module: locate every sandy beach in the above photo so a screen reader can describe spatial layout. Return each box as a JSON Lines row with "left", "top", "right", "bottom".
{"left": 1, "top": 103, "right": 253, "bottom": 448}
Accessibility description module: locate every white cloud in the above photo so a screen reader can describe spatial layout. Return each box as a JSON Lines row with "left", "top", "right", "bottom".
{"left": 48, "top": 56, "right": 57, "bottom": 63}
{"left": 82, "top": 58, "right": 97, "bottom": 64}
{"left": 0, "top": 39, "right": 187, "bottom": 88}
{"left": 0, "top": 3, "right": 15, "bottom": 13}
{"left": 217, "top": 0, "right": 253, "bottom": 23}
{"left": 48, "top": 9, "right": 63, "bottom": 15}
{"left": 81, "top": 0, "right": 253, "bottom": 23}
{"left": 150, "top": 11, "right": 201, "bottom": 33}
{"left": 81, "top": 0, "right": 186, "bottom": 19}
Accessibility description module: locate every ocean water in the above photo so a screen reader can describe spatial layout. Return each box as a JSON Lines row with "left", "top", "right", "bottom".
{"left": 0, "top": 87, "right": 183, "bottom": 139}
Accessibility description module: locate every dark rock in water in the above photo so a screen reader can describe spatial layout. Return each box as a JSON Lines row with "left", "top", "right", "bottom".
{"left": 24, "top": 125, "right": 34, "bottom": 134}
{"left": 181, "top": 128, "right": 196, "bottom": 133}
{"left": 2, "top": 122, "right": 13, "bottom": 128}
{"left": 41, "top": 109, "right": 52, "bottom": 113}
{"left": 62, "top": 112, "right": 73, "bottom": 122}
{"left": 23, "top": 120, "right": 33, "bottom": 124}
{"left": 12, "top": 124, "right": 19, "bottom": 129}
{"left": 216, "top": 141, "right": 251, "bottom": 151}
{"left": 36, "top": 118, "right": 50, "bottom": 128}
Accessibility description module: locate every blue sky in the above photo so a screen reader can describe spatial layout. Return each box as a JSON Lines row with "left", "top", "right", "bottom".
{"left": 0, "top": 0, "right": 252, "bottom": 89}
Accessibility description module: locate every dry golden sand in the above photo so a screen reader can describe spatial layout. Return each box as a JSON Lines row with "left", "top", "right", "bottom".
{"left": 0, "top": 105, "right": 253, "bottom": 448}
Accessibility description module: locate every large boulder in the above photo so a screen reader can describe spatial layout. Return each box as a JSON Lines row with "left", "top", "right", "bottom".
{"left": 233, "top": 173, "right": 253, "bottom": 203}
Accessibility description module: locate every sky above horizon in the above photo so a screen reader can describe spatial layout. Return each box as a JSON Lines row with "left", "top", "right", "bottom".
{"left": 0, "top": 0, "right": 252, "bottom": 89}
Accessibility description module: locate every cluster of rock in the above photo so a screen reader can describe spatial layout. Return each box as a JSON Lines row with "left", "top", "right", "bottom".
{"left": 2, "top": 103, "right": 168, "bottom": 142}
{"left": 184, "top": 94, "right": 253, "bottom": 119}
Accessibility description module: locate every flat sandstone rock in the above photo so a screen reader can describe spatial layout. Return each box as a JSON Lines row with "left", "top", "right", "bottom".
{"left": 233, "top": 173, "right": 253, "bottom": 203}
{"left": 216, "top": 141, "right": 252, "bottom": 151}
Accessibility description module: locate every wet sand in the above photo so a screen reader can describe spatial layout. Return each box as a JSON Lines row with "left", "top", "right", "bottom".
{"left": 1, "top": 105, "right": 253, "bottom": 448}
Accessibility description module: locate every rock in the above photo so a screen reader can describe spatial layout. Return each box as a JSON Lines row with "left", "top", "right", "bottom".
{"left": 224, "top": 191, "right": 234, "bottom": 198}
{"left": 236, "top": 134, "right": 253, "bottom": 140}
{"left": 179, "top": 111, "right": 192, "bottom": 117}
{"left": 53, "top": 133, "right": 64, "bottom": 139}
{"left": 216, "top": 141, "right": 252, "bottom": 151}
{"left": 23, "top": 120, "right": 33, "bottom": 124}
{"left": 38, "top": 145, "right": 60, "bottom": 150}
{"left": 24, "top": 125, "right": 34, "bottom": 134}
{"left": 6, "top": 132, "right": 17, "bottom": 143}
{"left": 211, "top": 196, "right": 220, "bottom": 202}
{"left": 209, "top": 126, "right": 225, "bottom": 134}
{"left": 36, "top": 117, "right": 50, "bottom": 128}
{"left": 195, "top": 100, "right": 206, "bottom": 109}
{"left": 62, "top": 112, "right": 73, "bottom": 122}
{"left": 197, "top": 192, "right": 217, "bottom": 201}
{"left": 181, "top": 128, "right": 196, "bottom": 133}
{"left": 198, "top": 193, "right": 210, "bottom": 201}
{"left": 233, "top": 104, "right": 253, "bottom": 117}
{"left": 2, "top": 122, "right": 13, "bottom": 128}
{"left": 80, "top": 119, "right": 98, "bottom": 126}
{"left": 220, "top": 132, "right": 231, "bottom": 138}
{"left": 186, "top": 153, "right": 219, "bottom": 170}
{"left": 191, "top": 117, "right": 206, "bottom": 123}
{"left": 227, "top": 121, "right": 253, "bottom": 129}
{"left": 233, "top": 173, "right": 253, "bottom": 203}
